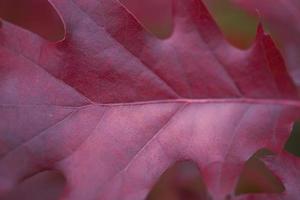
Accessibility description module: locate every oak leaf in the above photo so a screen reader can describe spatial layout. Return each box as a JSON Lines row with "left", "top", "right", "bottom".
{"left": 0, "top": 0, "right": 299, "bottom": 199}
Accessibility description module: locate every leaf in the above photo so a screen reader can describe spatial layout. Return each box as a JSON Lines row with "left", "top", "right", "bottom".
{"left": 0, "top": 0, "right": 65, "bottom": 41}
{"left": 233, "top": 0, "right": 300, "bottom": 88}
{"left": 1, "top": 171, "right": 66, "bottom": 200}
{"left": 236, "top": 152, "right": 300, "bottom": 200}
{"left": 146, "top": 161, "right": 209, "bottom": 200}
{"left": 235, "top": 149, "right": 285, "bottom": 195}
{"left": 0, "top": 0, "right": 300, "bottom": 199}
{"left": 118, "top": 0, "right": 173, "bottom": 38}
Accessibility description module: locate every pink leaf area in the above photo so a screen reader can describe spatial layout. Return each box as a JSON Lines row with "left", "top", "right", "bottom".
{"left": 0, "top": 0, "right": 300, "bottom": 199}
{"left": 234, "top": 0, "right": 300, "bottom": 88}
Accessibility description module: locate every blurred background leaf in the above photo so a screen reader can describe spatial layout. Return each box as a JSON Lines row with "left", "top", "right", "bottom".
{"left": 0, "top": 0, "right": 65, "bottom": 41}
{"left": 203, "top": 0, "right": 257, "bottom": 48}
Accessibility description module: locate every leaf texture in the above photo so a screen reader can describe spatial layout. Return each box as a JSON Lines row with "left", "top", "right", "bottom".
{"left": 234, "top": 0, "right": 300, "bottom": 88}
{"left": 0, "top": 0, "right": 300, "bottom": 199}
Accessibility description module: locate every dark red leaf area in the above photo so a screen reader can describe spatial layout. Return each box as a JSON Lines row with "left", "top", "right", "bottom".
{"left": 0, "top": 0, "right": 65, "bottom": 41}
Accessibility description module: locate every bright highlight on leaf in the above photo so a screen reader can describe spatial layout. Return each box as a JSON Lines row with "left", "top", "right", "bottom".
{"left": 0, "top": 0, "right": 300, "bottom": 200}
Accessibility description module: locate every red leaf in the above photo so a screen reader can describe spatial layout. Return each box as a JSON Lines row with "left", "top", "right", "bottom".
{"left": 236, "top": 152, "right": 300, "bottom": 200}
{"left": 118, "top": 0, "right": 173, "bottom": 38}
{"left": 233, "top": 0, "right": 300, "bottom": 88}
{"left": 0, "top": 0, "right": 299, "bottom": 199}
{"left": 0, "top": 0, "right": 65, "bottom": 41}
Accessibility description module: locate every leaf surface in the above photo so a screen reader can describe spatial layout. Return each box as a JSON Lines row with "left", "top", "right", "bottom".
{"left": 234, "top": 0, "right": 300, "bottom": 88}
{"left": 237, "top": 152, "right": 300, "bottom": 200}
{"left": 0, "top": 0, "right": 300, "bottom": 199}
{"left": 0, "top": 0, "right": 65, "bottom": 41}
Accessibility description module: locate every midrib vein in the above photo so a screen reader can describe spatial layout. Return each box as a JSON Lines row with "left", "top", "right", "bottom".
{"left": 1, "top": 97, "right": 300, "bottom": 108}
